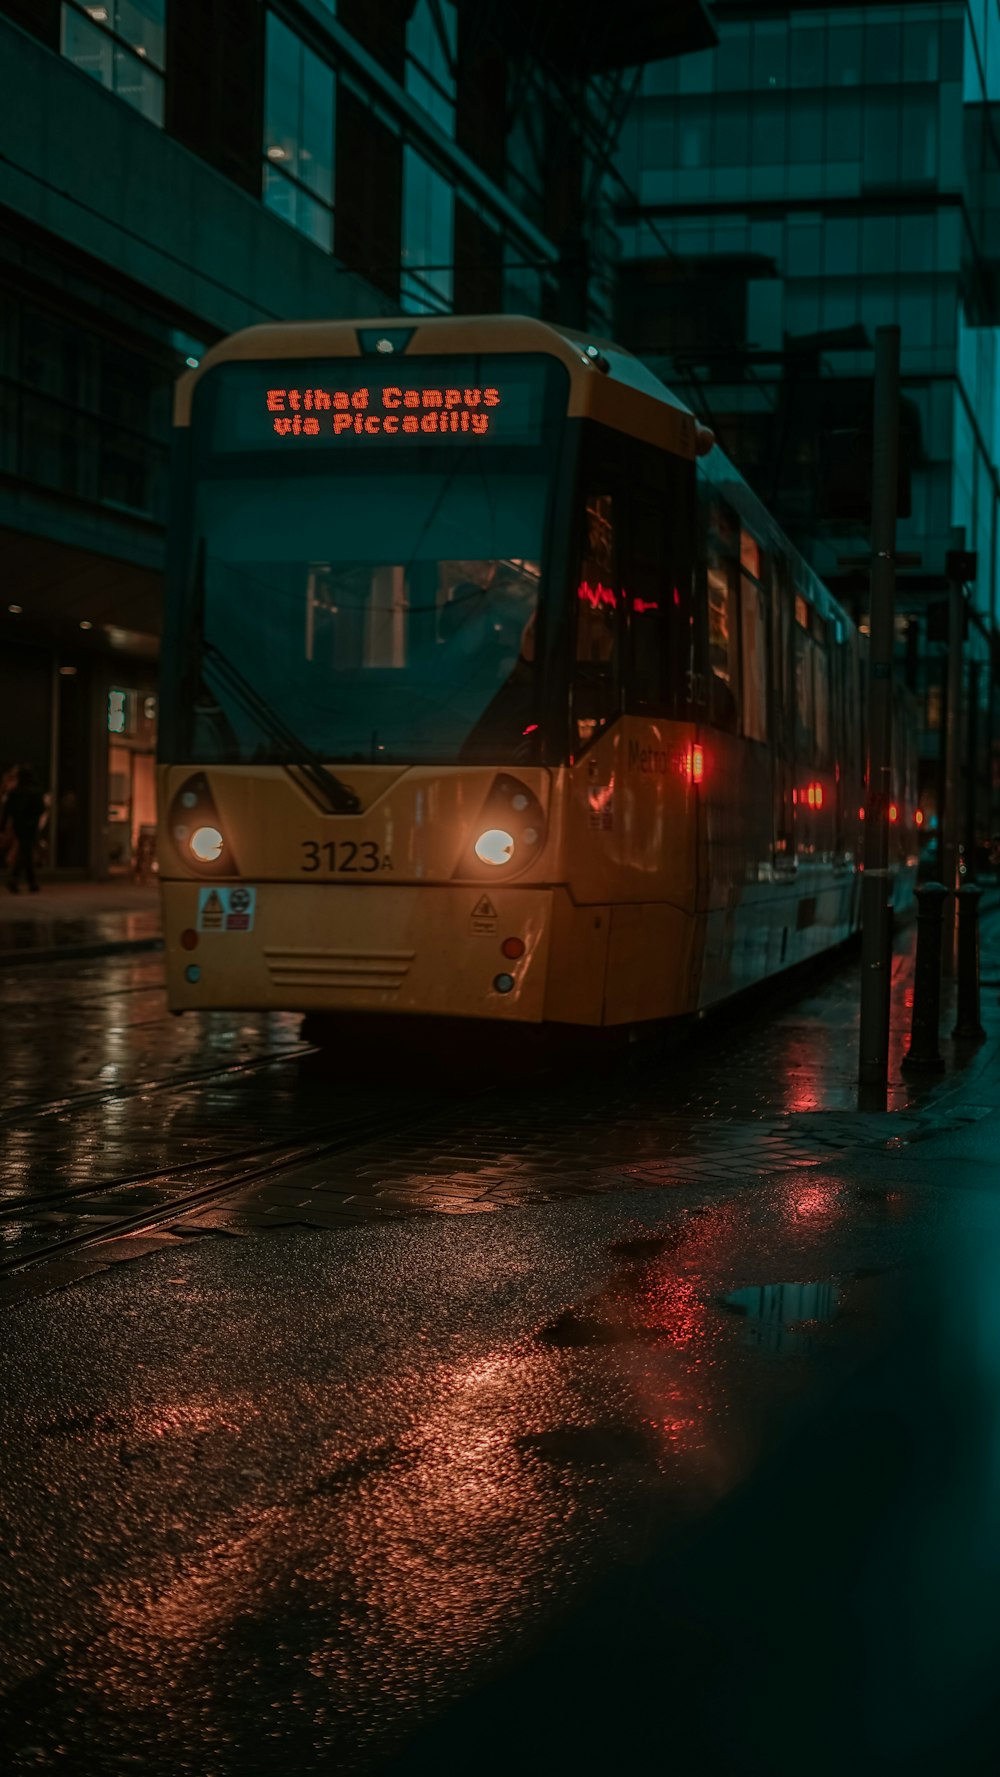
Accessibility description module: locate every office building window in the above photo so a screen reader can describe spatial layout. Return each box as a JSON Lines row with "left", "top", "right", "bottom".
{"left": 401, "top": 147, "right": 453, "bottom": 313}
{"left": 60, "top": 1, "right": 166, "bottom": 127}
{"left": 405, "top": 0, "right": 457, "bottom": 136}
{"left": 263, "top": 13, "right": 335, "bottom": 253}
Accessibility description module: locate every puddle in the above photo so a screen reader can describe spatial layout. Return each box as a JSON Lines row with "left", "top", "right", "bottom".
{"left": 718, "top": 1279, "right": 839, "bottom": 1352}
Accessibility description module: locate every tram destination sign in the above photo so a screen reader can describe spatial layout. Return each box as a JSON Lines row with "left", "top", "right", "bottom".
{"left": 200, "top": 357, "right": 559, "bottom": 452}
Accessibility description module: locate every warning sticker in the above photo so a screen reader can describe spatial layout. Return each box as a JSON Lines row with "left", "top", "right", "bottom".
{"left": 197, "top": 885, "right": 257, "bottom": 932}
{"left": 470, "top": 894, "right": 498, "bottom": 934}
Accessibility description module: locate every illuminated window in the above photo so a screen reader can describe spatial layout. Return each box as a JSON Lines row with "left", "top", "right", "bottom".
{"left": 405, "top": 0, "right": 457, "bottom": 136}
{"left": 740, "top": 528, "right": 761, "bottom": 580}
{"left": 707, "top": 564, "right": 740, "bottom": 733}
{"left": 401, "top": 148, "right": 454, "bottom": 313}
{"left": 108, "top": 687, "right": 137, "bottom": 735}
{"left": 263, "top": 14, "right": 335, "bottom": 252}
{"left": 60, "top": 0, "right": 166, "bottom": 126}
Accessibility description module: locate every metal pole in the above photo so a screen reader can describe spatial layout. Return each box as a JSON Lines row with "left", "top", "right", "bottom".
{"left": 858, "top": 325, "right": 900, "bottom": 1099}
{"left": 942, "top": 565, "right": 964, "bottom": 972}
{"left": 901, "top": 882, "right": 948, "bottom": 1074}
{"left": 966, "top": 658, "right": 980, "bottom": 880}
{"left": 952, "top": 883, "right": 986, "bottom": 1041}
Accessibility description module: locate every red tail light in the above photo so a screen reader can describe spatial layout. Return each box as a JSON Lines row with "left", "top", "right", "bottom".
{"left": 685, "top": 743, "right": 705, "bottom": 785}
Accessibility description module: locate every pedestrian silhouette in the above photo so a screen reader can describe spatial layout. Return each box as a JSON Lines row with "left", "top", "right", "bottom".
{"left": 4, "top": 765, "right": 45, "bottom": 894}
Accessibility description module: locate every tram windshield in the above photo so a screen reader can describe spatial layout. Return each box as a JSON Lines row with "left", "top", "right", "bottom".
{"left": 174, "top": 354, "right": 568, "bottom": 767}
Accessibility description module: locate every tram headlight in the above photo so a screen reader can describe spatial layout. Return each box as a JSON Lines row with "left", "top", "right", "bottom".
{"left": 459, "top": 774, "right": 546, "bottom": 881}
{"left": 167, "top": 773, "right": 236, "bottom": 875}
{"left": 190, "top": 824, "right": 224, "bottom": 862}
{"left": 474, "top": 828, "right": 515, "bottom": 866}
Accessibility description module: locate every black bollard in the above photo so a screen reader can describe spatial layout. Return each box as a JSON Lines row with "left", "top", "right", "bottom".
{"left": 953, "top": 883, "right": 986, "bottom": 1040}
{"left": 902, "top": 882, "right": 948, "bottom": 1074}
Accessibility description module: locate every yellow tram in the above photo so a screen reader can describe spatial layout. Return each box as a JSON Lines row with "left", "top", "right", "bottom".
{"left": 158, "top": 314, "right": 916, "bottom": 1031}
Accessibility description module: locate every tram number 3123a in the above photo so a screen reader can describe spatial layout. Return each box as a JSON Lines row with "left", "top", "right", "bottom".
{"left": 300, "top": 840, "right": 394, "bottom": 874}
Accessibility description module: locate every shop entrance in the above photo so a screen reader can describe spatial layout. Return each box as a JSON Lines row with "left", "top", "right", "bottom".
{"left": 106, "top": 687, "right": 157, "bottom": 876}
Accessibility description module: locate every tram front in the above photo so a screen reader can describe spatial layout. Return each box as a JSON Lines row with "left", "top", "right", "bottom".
{"left": 158, "top": 318, "right": 585, "bottom": 1026}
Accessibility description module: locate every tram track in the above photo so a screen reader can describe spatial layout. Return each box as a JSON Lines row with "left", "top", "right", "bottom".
{"left": 0, "top": 1088, "right": 425, "bottom": 1222}
{"left": 0, "top": 1041, "right": 318, "bottom": 1127}
{"left": 0, "top": 1093, "right": 460, "bottom": 1285}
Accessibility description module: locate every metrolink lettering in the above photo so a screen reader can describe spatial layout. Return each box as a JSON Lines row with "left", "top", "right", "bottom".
{"left": 265, "top": 384, "right": 501, "bottom": 439}
{"left": 628, "top": 738, "right": 671, "bottom": 776}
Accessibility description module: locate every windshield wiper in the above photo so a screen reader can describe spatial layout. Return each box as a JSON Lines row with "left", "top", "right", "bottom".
{"left": 191, "top": 544, "right": 361, "bottom": 814}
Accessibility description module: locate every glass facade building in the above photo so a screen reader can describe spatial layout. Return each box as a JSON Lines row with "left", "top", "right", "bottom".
{"left": 618, "top": 0, "right": 1000, "bottom": 831}
{"left": 0, "top": 0, "right": 713, "bottom": 875}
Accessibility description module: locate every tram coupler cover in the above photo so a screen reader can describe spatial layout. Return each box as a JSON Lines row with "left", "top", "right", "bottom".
{"left": 952, "top": 883, "right": 986, "bottom": 1041}
{"left": 902, "top": 882, "right": 947, "bottom": 1074}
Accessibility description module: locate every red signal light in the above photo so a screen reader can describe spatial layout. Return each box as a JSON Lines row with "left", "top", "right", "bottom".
{"left": 501, "top": 936, "right": 525, "bottom": 960}
{"left": 889, "top": 802, "right": 898, "bottom": 823}
{"left": 915, "top": 809, "right": 925, "bottom": 827}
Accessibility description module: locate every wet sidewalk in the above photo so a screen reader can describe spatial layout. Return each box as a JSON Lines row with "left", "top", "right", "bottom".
{"left": 0, "top": 880, "right": 162, "bottom": 964}
{"left": 3, "top": 902, "right": 1000, "bottom": 1773}
{"left": 3, "top": 908, "right": 1000, "bottom": 1773}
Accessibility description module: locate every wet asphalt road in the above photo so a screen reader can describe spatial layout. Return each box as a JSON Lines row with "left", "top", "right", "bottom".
{"left": 3, "top": 927, "right": 1000, "bottom": 1773}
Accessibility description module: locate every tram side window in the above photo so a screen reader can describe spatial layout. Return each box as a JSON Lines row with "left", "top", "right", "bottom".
{"left": 704, "top": 493, "right": 740, "bottom": 733}
{"left": 771, "top": 557, "right": 792, "bottom": 722}
{"left": 707, "top": 562, "right": 740, "bottom": 733}
{"left": 622, "top": 446, "right": 697, "bottom": 717}
{"left": 626, "top": 497, "right": 666, "bottom": 708}
{"left": 812, "top": 615, "right": 830, "bottom": 760}
{"left": 740, "top": 530, "right": 768, "bottom": 743}
{"left": 574, "top": 492, "right": 619, "bottom": 748}
{"left": 794, "top": 593, "right": 815, "bottom": 758}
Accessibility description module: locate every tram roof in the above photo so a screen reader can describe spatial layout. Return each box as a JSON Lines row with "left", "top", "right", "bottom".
{"left": 173, "top": 312, "right": 699, "bottom": 460}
